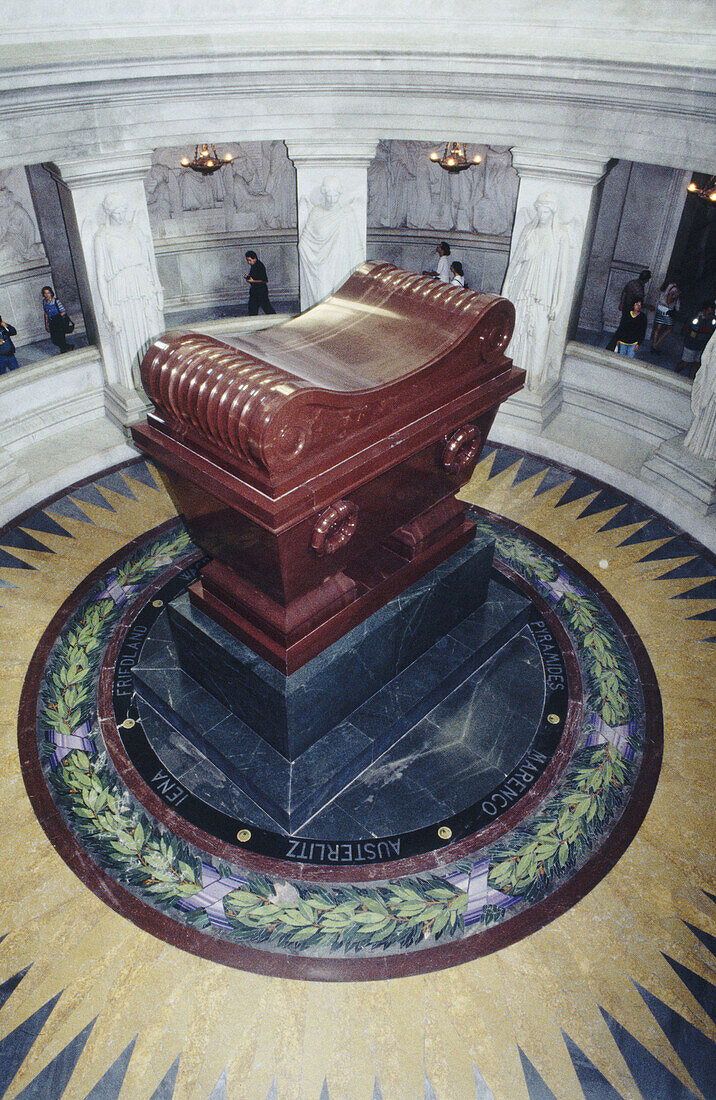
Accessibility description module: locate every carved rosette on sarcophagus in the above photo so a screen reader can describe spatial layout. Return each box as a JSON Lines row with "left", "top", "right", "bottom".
{"left": 131, "top": 262, "right": 523, "bottom": 674}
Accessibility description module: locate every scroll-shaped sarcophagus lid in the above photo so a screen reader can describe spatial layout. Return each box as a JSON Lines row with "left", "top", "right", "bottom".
{"left": 136, "top": 261, "right": 522, "bottom": 499}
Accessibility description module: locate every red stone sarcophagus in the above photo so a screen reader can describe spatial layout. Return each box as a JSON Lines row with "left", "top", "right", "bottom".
{"left": 131, "top": 262, "right": 522, "bottom": 673}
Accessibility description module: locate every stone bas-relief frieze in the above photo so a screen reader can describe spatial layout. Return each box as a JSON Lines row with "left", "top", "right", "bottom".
{"left": 0, "top": 167, "right": 51, "bottom": 347}
{"left": 502, "top": 192, "right": 581, "bottom": 392}
{"left": 298, "top": 176, "right": 364, "bottom": 307}
{"left": 223, "top": 155, "right": 274, "bottom": 231}
{"left": 146, "top": 142, "right": 297, "bottom": 237}
{"left": 144, "top": 162, "right": 182, "bottom": 221}
{"left": 91, "top": 192, "right": 164, "bottom": 380}
{"left": 0, "top": 168, "right": 45, "bottom": 267}
{"left": 367, "top": 141, "right": 518, "bottom": 235}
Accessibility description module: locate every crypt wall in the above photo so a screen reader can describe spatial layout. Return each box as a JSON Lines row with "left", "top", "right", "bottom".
{"left": 0, "top": 167, "right": 56, "bottom": 347}
{"left": 1, "top": 146, "right": 689, "bottom": 339}
{"left": 0, "top": 2, "right": 714, "bottom": 542}
{"left": 90, "top": 142, "right": 686, "bottom": 320}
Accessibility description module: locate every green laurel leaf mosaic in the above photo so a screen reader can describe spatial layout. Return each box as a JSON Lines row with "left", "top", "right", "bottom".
{"left": 35, "top": 515, "right": 648, "bottom": 958}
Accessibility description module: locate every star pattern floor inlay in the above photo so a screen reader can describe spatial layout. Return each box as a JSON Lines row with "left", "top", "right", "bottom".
{"left": 0, "top": 447, "right": 714, "bottom": 1099}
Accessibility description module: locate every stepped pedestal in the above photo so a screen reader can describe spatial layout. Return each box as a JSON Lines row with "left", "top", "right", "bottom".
{"left": 133, "top": 541, "right": 531, "bottom": 831}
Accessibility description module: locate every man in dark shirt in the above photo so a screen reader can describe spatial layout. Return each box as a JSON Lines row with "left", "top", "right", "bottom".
{"left": 620, "top": 269, "right": 652, "bottom": 313}
{"left": 244, "top": 251, "right": 276, "bottom": 316}
{"left": 0, "top": 316, "right": 19, "bottom": 374}
{"left": 606, "top": 268, "right": 651, "bottom": 351}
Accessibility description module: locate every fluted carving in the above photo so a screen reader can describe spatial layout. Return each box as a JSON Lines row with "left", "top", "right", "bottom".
{"left": 140, "top": 262, "right": 515, "bottom": 482}
{"left": 142, "top": 333, "right": 303, "bottom": 468}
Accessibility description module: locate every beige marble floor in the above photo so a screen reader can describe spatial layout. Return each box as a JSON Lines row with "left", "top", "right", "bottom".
{"left": 0, "top": 452, "right": 714, "bottom": 1100}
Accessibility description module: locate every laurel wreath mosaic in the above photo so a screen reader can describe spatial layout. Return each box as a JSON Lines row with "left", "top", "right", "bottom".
{"left": 32, "top": 512, "right": 650, "bottom": 964}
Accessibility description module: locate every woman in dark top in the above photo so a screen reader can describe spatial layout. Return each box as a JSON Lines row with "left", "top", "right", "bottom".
{"left": 244, "top": 251, "right": 275, "bottom": 316}
{"left": 0, "top": 316, "right": 19, "bottom": 374}
{"left": 614, "top": 298, "right": 647, "bottom": 357}
{"left": 42, "top": 285, "right": 73, "bottom": 352}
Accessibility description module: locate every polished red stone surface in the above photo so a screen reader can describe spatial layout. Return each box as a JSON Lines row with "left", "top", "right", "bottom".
{"left": 131, "top": 263, "right": 523, "bottom": 670}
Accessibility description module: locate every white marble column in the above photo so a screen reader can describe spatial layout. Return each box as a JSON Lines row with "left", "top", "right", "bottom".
{"left": 500, "top": 152, "right": 611, "bottom": 430}
{"left": 286, "top": 141, "right": 377, "bottom": 311}
{"left": 47, "top": 153, "right": 164, "bottom": 428}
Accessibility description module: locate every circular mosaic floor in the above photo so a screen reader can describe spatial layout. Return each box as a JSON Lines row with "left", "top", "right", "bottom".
{"left": 19, "top": 499, "right": 661, "bottom": 980}
{"left": 3, "top": 445, "right": 715, "bottom": 1098}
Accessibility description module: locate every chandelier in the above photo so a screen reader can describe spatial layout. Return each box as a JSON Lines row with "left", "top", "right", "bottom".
{"left": 429, "top": 141, "right": 482, "bottom": 173}
{"left": 180, "top": 143, "right": 233, "bottom": 176}
{"left": 687, "top": 174, "right": 716, "bottom": 202}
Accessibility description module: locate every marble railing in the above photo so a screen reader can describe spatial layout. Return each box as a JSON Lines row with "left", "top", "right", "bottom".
{"left": 560, "top": 343, "right": 692, "bottom": 446}
{"left": 0, "top": 316, "right": 289, "bottom": 525}
{"left": 491, "top": 342, "right": 714, "bottom": 550}
{"left": 0, "top": 346, "right": 133, "bottom": 523}
{"left": 0, "top": 347, "right": 106, "bottom": 451}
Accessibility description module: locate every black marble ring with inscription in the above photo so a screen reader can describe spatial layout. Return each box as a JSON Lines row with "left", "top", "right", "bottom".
{"left": 19, "top": 508, "right": 662, "bottom": 981}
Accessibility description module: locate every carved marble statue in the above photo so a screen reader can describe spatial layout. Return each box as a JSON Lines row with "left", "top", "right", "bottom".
{"left": 683, "top": 336, "right": 716, "bottom": 462}
{"left": 298, "top": 176, "right": 364, "bottom": 307}
{"left": 471, "top": 147, "right": 518, "bottom": 235}
{"left": 265, "top": 141, "right": 297, "bottom": 228}
{"left": 367, "top": 141, "right": 391, "bottom": 227}
{"left": 145, "top": 164, "right": 182, "bottom": 228}
{"left": 366, "top": 141, "right": 518, "bottom": 235}
{"left": 93, "top": 192, "right": 164, "bottom": 376}
{"left": 146, "top": 142, "right": 297, "bottom": 236}
{"left": 223, "top": 151, "right": 274, "bottom": 229}
{"left": 179, "top": 167, "right": 219, "bottom": 211}
{"left": 388, "top": 141, "right": 416, "bottom": 227}
{"left": 427, "top": 160, "right": 455, "bottom": 230}
{"left": 406, "top": 153, "right": 435, "bottom": 230}
{"left": 450, "top": 164, "right": 477, "bottom": 233}
{"left": 502, "top": 192, "right": 575, "bottom": 391}
{"left": 0, "top": 185, "right": 43, "bottom": 263}
{"left": 390, "top": 141, "right": 452, "bottom": 230}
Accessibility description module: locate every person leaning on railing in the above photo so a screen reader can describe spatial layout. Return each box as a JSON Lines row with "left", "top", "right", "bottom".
{"left": 423, "top": 241, "right": 452, "bottom": 283}
{"left": 613, "top": 297, "right": 647, "bottom": 358}
{"left": 677, "top": 300, "right": 716, "bottom": 379}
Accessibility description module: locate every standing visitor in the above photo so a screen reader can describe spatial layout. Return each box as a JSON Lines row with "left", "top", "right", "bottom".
{"left": 651, "top": 278, "right": 680, "bottom": 352}
{"left": 677, "top": 300, "right": 716, "bottom": 378}
{"left": 41, "top": 286, "right": 73, "bottom": 352}
{"left": 244, "top": 251, "right": 276, "bottom": 316}
{"left": 614, "top": 297, "right": 647, "bottom": 357}
{"left": 620, "top": 269, "right": 652, "bottom": 314}
{"left": 0, "top": 315, "right": 19, "bottom": 374}
{"left": 435, "top": 241, "right": 451, "bottom": 283}
{"left": 435, "top": 241, "right": 452, "bottom": 283}
{"left": 607, "top": 269, "right": 651, "bottom": 351}
{"left": 423, "top": 241, "right": 452, "bottom": 283}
